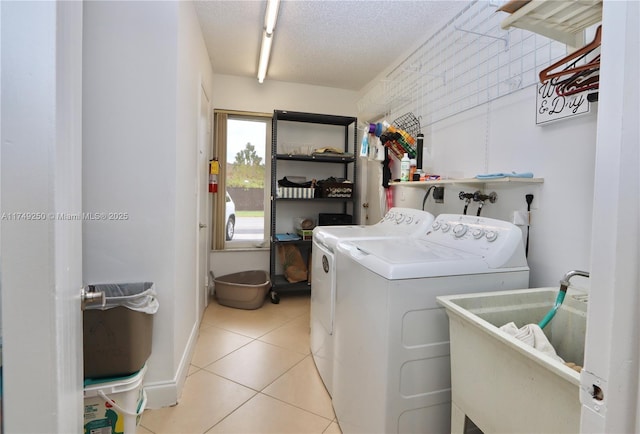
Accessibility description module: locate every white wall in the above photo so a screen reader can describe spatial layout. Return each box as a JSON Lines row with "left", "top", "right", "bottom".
{"left": 209, "top": 74, "right": 358, "bottom": 277}
{"left": 368, "top": 82, "right": 597, "bottom": 289}
{"left": 211, "top": 73, "right": 358, "bottom": 117}
{"left": 363, "top": 69, "right": 598, "bottom": 287}
{"left": 83, "top": 0, "right": 212, "bottom": 408}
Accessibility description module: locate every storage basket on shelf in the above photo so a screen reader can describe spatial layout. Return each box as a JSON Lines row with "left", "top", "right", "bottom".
{"left": 380, "top": 112, "right": 421, "bottom": 160}
{"left": 277, "top": 177, "right": 316, "bottom": 199}
{"left": 316, "top": 178, "right": 353, "bottom": 198}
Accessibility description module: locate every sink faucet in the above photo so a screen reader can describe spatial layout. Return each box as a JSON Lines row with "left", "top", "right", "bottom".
{"left": 538, "top": 269, "right": 590, "bottom": 329}
{"left": 560, "top": 270, "right": 590, "bottom": 290}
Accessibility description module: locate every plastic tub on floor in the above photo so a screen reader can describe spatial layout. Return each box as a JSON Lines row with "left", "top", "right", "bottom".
{"left": 437, "top": 287, "right": 588, "bottom": 434}
{"left": 84, "top": 364, "right": 147, "bottom": 434}
{"left": 214, "top": 270, "right": 271, "bottom": 309}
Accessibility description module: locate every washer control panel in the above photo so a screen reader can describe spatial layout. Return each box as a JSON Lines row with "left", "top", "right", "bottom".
{"left": 426, "top": 214, "right": 526, "bottom": 266}
{"left": 379, "top": 207, "right": 434, "bottom": 232}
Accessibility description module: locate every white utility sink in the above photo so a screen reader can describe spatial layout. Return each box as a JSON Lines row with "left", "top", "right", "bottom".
{"left": 437, "top": 287, "right": 588, "bottom": 434}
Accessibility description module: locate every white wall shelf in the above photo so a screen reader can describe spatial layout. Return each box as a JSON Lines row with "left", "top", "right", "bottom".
{"left": 500, "top": 0, "right": 603, "bottom": 47}
{"left": 389, "top": 177, "right": 544, "bottom": 187}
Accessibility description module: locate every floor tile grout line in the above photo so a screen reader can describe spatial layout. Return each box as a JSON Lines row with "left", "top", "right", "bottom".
{"left": 198, "top": 314, "right": 309, "bottom": 339}
{"left": 199, "top": 366, "right": 268, "bottom": 395}
{"left": 200, "top": 321, "right": 283, "bottom": 341}
{"left": 197, "top": 337, "right": 318, "bottom": 417}
{"left": 199, "top": 342, "right": 308, "bottom": 394}
{"left": 200, "top": 314, "right": 300, "bottom": 341}
{"left": 200, "top": 314, "right": 310, "bottom": 358}
{"left": 252, "top": 353, "right": 338, "bottom": 422}
{"left": 203, "top": 389, "right": 261, "bottom": 434}
{"left": 204, "top": 389, "right": 331, "bottom": 434}
{"left": 254, "top": 390, "right": 336, "bottom": 424}
{"left": 195, "top": 328, "right": 307, "bottom": 375}
{"left": 198, "top": 338, "right": 317, "bottom": 432}
{"left": 255, "top": 352, "right": 310, "bottom": 393}
{"left": 193, "top": 336, "right": 258, "bottom": 371}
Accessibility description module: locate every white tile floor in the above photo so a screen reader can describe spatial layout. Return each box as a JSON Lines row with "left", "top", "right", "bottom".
{"left": 138, "top": 293, "right": 341, "bottom": 434}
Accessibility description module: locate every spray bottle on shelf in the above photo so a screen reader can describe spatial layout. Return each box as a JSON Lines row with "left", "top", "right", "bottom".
{"left": 400, "top": 153, "right": 410, "bottom": 182}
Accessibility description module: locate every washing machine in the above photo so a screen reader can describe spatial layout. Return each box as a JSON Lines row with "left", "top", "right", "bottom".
{"left": 332, "top": 214, "right": 530, "bottom": 434}
{"left": 310, "top": 207, "right": 435, "bottom": 396}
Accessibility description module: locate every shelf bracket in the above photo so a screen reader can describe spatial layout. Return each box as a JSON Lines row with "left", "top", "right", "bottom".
{"left": 455, "top": 26, "right": 510, "bottom": 51}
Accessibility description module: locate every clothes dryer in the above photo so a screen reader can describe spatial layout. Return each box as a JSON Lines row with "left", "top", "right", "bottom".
{"left": 332, "top": 214, "right": 529, "bottom": 433}
{"left": 310, "top": 207, "right": 434, "bottom": 396}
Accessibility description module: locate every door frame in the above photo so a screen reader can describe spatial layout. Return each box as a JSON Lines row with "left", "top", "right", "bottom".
{"left": 0, "top": 1, "right": 84, "bottom": 431}
{"left": 196, "top": 83, "right": 211, "bottom": 315}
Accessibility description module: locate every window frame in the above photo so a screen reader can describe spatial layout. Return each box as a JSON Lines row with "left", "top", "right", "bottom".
{"left": 212, "top": 109, "right": 272, "bottom": 250}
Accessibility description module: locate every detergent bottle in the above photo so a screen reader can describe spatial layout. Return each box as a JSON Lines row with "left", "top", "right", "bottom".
{"left": 400, "top": 153, "right": 410, "bottom": 182}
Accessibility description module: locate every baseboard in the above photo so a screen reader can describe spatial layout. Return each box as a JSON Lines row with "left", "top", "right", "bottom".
{"left": 143, "top": 319, "right": 200, "bottom": 409}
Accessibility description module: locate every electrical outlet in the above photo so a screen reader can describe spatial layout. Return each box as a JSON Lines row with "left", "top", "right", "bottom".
{"left": 433, "top": 186, "right": 445, "bottom": 203}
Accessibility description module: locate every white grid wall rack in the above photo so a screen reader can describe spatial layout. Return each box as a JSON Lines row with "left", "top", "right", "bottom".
{"left": 357, "top": 0, "right": 569, "bottom": 126}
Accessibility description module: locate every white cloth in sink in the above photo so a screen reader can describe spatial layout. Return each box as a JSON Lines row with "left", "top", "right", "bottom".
{"left": 500, "top": 322, "right": 565, "bottom": 363}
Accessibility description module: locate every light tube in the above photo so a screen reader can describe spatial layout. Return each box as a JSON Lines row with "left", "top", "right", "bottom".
{"left": 257, "top": 0, "right": 280, "bottom": 83}
{"left": 257, "top": 32, "right": 272, "bottom": 84}
{"left": 264, "top": 0, "right": 280, "bottom": 35}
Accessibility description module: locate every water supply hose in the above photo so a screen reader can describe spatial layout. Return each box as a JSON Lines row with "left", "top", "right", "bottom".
{"left": 538, "top": 270, "right": 589, "bottom": 329}
{"left": 459, "top": 191, "right": 473, "bottom": 214}
{"left": 537, "top": 288, "right": 567, "bottom": 329}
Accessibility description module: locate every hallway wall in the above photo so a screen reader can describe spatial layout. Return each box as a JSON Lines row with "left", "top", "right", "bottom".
{"left": 82, "top": 0, "right": 213, "bottom": 408}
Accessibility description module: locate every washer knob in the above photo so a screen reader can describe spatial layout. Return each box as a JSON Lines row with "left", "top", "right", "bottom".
{"left": 485, "top": 230, "right": 498, "bottom": 242}
{"left": 472, "top": 229, "right": 484, "bottom": 239}
{"left": 453, "top": 224, "right": 468, "bottom": 237}
{"left": 432, "top": 221, "right": 441, "bottom": 231}
{"left": 405, "top": 216, "right": 414, "bottom": 224}
{"left": 441, "top": 222, "right": 451, "bottom": 233}
{"left": 396, "top": 213, "right": 405, "bottom": 224}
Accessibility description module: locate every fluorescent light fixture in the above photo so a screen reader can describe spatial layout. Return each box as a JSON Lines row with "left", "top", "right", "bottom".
{"left": 257, "top": 0, "right": 280, "bottom": 83}
{"left": 257, "top": 32, "right": 272, "bottom": 84}
{"left": 264, "top": 0, "right": 280, "bottom": 35}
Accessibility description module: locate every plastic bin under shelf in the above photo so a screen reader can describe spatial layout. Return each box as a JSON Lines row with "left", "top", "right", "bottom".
{"left": 437, "top": 287, "right": 588, "bottom": 434}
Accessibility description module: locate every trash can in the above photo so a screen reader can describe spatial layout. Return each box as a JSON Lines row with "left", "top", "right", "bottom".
{"left": 83, "top": 282, "right": 158, "bottom": 380}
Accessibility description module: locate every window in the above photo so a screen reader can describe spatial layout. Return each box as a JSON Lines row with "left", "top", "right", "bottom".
{"left": 213, "top": 110, "right": 271, "bottom": 250}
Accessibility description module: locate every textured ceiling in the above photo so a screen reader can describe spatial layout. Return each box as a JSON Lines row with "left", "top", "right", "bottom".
{"left": 194, "top": 0, "right": 466, "bottom": 91}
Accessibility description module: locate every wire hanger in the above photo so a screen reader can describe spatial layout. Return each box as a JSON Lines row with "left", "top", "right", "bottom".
{"left": 539, "top": 25, "right": 602, "bottom": 84}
